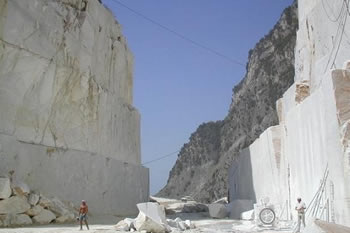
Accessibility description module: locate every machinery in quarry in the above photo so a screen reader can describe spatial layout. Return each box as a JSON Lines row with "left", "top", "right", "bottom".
{"left": 255, "top": 198, "right": 276, "bottom": 226}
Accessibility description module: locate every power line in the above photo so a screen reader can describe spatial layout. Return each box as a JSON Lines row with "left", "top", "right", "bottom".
{"left": 107, "top": 0, "right": 245, "bottom": 67}
{"left": 330, "top": 2, "right": 348, "bottom": 68}
{"left": 142, "top": 149, "right": 181, "bottom": 165}
{"left": 323, "top": 0, "right": 349, "bottom": 71}
{"left": 321, "top": 0, "right": 345, "bottom": 22}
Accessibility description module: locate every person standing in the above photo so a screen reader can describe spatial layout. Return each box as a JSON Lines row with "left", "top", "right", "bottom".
{"left": 79, "top": 200, "right": 89, "bottom": 230}
{"left": 295, "top": 197, "right": 306, "bottom": 232}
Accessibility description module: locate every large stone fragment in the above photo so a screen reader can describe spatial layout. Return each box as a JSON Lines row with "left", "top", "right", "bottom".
{"left": 12, "top": 180, "right": 30, "bottom": 196}
{"left": 0, "top": 214, "right": 10, "bottom": 227}
{"left": 0, "top": 214, "right": 32, "bottom": 226}
{"left": 228, "top": 199, "right": 254, "bottom": 219}
{"left": 25, "top": 205, "right": 43, "bottom": 217}
{"left": 137, "top": 202, "right": 167, "bottom": 225}
{"left": 134, "top": 202, "right": 168, "bottom": 233}
{"left": 241, "top": 209, "right": 255, "bottom": 220}
{"left": 9, "top": 214, "right": 32, "bottom": 226}
{"left": 55, "top": 213, "right": 75, "bottom": 223}
{"left": 0, "top": 196, "right": 31, "bottom": 214}
{"left": 32, "top": 209, "right": 56, "bottom": 224}
{"left": 134, "top": 212, "right": 168, "bottom": 233}
{"left": 114, "top": 219, "right": 131, "bottom": 231}
{"left": 38, "top": 195, "right": 53, "bottom": 209}
{"left": 166, "top": 219, "right": 178, "bottom": 228}
{"left": 49, "top": 197, "right": 72, "bottom": 217}
{"left": 0, "top": 178, "right": 11, "bottom": 199}
{"left": 208, "top": 203, "right": 228, "bottom": 219}
{"left": 124, "top": 218, "right": 136, "bottom": 230}
{"left": 166, "top": 217, "right": 193, "bottom": 231}
{"left": 28, "top": 192, "right": 40, "bottom": 206}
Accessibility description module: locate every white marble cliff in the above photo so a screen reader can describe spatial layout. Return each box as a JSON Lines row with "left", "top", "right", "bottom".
{"left": 0, "top": 0, "right": 149, "bottom": 216}
{"left": 229, "top": 0, "right": 350, "bottom": 227}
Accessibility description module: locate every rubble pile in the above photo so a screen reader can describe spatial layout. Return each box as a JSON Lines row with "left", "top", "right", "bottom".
{"left": 115, "top": 202, "right": 195, "bottom": 233}
{"left": 0, "top": 177, "right": 76, "bottom": 227}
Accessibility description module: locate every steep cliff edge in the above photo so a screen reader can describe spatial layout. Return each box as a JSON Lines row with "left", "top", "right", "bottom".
{"left": 158, "top": 2, "right": 298, "bottom": 202}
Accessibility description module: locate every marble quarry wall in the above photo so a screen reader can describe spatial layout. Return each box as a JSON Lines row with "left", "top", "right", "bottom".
{"left": 229, "top": 0, "right": 350, "bottom": 226}
{"left": 0, "top": 0, "right": 149, "bottom": 215}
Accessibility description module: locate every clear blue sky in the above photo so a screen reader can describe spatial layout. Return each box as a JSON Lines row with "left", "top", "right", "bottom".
{"left": 103, "top": 0, "right": 294, "bottom": 194}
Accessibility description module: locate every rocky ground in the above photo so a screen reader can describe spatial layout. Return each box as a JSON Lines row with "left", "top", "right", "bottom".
{"left": 0, "top": 177, "right": 76, "bottom": 227}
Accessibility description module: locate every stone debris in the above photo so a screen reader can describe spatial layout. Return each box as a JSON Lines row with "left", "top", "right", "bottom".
{"left": 0, "top": 177, "right": 11, "bottom": 200}
{"left": 0, "top": 213, "right": 33, "bottom": 227}
{"left": 166, "top": 217, "right": 193, "bottom": 231}
{"left": 11, "top": 180, "right": 30, "bottom": 196}
{"left": 115, "top": 219, "right": 131, "bottom": 231}
{"left": 116, "top": 202, "right": 196, "bottom": 232}
{"left": 38, "top": 195, "right": 53, "bottom": 209}
{"left": 32, "top": 209, "right": 56, "bottom": 224}
{"left": 28, "top": 192, "right": 40, "bottom": 206}
{"left": 240, "top": 209, "right": 254, "bottom": 220}
{"left": 134, "top": 202, "right": 168, "bottom": 233}
{"left": 25, "top": 205, "right": 44, "bottom": 217}
{"left": 49, "top": 197, "right": 73, "bottom": 217}
{"left": 0, "top": 196, "right": 31, "bottom": 214}
{"left": 9, "top": 214, "right": 32, "bottom": 226}
{"left": 213, "top": 197, "right": 228, "bottom": 204}
{"left": 134, "top": 212, "right": 169, "bottom": 233}
{"left": 114, "top": 218, "right": 136, "bottom": 231}
{"left": 208, "top": 203, "right": 228, "bottom": 219}
{"left": 55, "top": 213, "right": 76, "bottom": 224}
{"left": 0, "top": 176, "right": 76, "bottom": 227}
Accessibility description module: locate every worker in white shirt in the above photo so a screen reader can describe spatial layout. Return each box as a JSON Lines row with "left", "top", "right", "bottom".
{"left": 295, "top": 197, "right": 306, "bottom": 232}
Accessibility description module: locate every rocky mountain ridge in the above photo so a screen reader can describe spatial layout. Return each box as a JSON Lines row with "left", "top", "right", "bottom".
{"left": 158, "top": 1, "right": 298, "bottom": 202}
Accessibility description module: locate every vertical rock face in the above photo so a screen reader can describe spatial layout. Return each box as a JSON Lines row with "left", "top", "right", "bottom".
{"left": 229, "top": 0, "right": 350, "bottom": 227}
{"left": 0, "top": 0, "right": 149, "bottom": 215}
{"left": 158, "top": 2, "right": 298, "bottom": 202}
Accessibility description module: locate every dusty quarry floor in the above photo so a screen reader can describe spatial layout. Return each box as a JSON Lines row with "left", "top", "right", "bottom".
{"left": 0, "top": 218, "right": 295, "bottom": 233}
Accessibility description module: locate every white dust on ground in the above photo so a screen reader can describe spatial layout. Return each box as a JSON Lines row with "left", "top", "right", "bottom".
{"left": 0, "top": 219, "right": 294, "bottom": 233}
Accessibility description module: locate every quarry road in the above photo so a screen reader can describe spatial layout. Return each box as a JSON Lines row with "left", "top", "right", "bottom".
{"left": 0, "top": 221, "right": 293, "bottom": 233}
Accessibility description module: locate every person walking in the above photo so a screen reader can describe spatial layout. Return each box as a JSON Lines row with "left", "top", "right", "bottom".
{"left": 295, "top": 197, "right": 306, "bottom": 232}
{"left": 78, "top": 200, "right": 89, "bottom": 230}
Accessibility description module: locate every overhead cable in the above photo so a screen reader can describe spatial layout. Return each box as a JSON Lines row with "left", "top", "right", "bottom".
{"left": 107, "top": 0, "right": 245, "bottom": 67}
{"left": 142, "top": 149, "right": 181, "bottom": 165}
